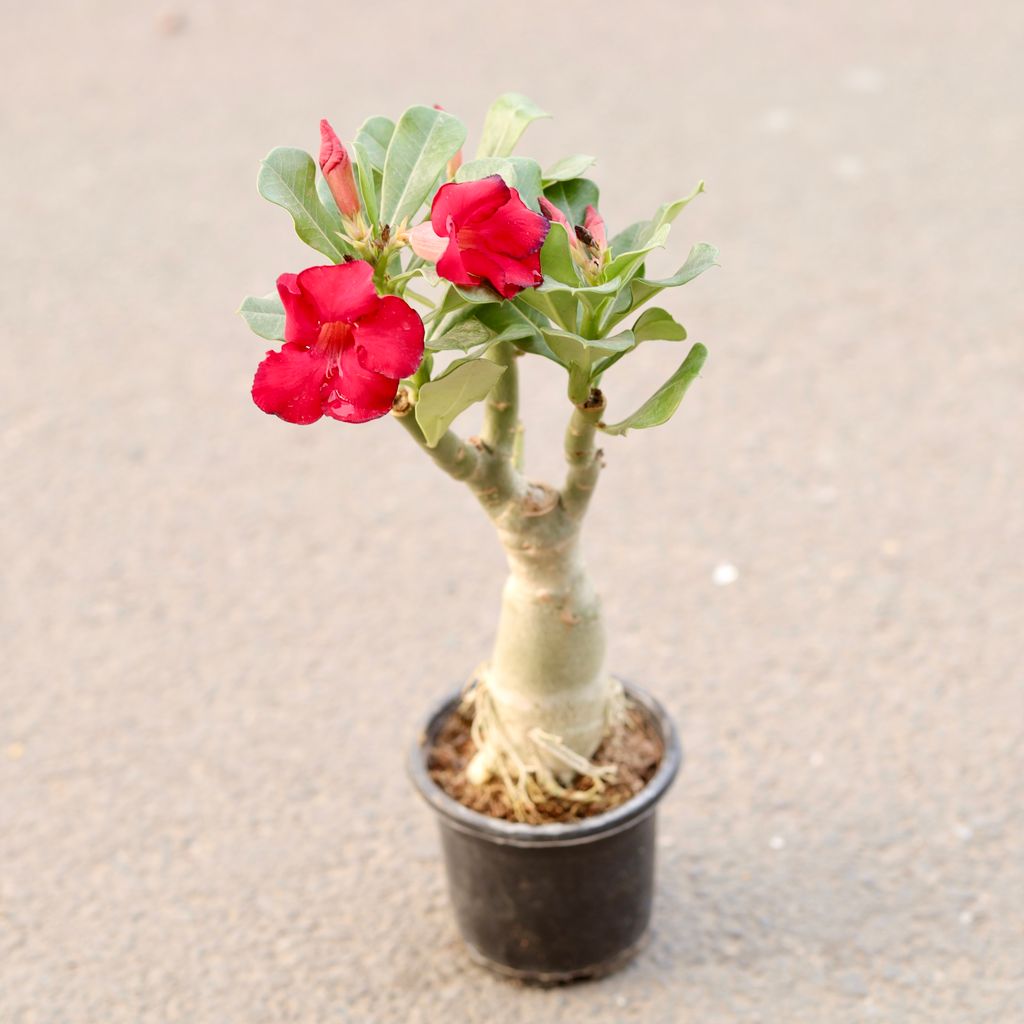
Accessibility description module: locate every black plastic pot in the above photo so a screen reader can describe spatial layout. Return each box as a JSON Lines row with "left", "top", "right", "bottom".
{"left": 409, "top": 682, "right": 681, "bottom": 983}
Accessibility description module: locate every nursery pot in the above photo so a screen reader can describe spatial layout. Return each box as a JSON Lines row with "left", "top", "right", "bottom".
{"left": 409, "top": 682, "right": 682, "bottom": 983}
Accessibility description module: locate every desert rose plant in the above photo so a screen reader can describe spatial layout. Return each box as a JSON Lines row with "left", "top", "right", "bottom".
{"left": 240, "top": 94, "right": 717, "bottom": 817}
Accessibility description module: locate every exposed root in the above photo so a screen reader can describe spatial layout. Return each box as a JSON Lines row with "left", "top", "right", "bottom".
{"left": 459, "top": 674, "right": 623, "bottom": 822}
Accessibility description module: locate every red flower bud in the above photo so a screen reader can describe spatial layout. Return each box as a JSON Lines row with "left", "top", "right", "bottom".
{"left": 584, "top": 204, "right": 607, "bottom": 250}
{"left": 539, "top": 197, "right": 581, "bottom": 251}
{"left": 318, "top": 119, "right": 361, "bottom": 219}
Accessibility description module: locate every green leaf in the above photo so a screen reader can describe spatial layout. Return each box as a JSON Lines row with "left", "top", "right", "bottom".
{"left": 316, "top": 172, "right": 339, "bottom": 219}
{"left": 427, "top": 315, "right": 493, "bottom": 351}
{"left": 541, "top": 177, "right": 600, "bottom": 226}
{"left": 455, "top": 283, "right": 499, "bottom": 304}
{"left": 542, "top": 154, "right": 596, "bottom": 185}
{"left": 456, "top": 156, "right": 544, "bottom": 209}
{"left": 257, "top": 148, "right": 350, "bottom": 262}
{"left": 516, "top": 283, "right": 579, "bottom": 333}
{"left": 535, "top": 274, "right": 621, "bottom": 318}
{"left": 601, "top": 224, "right": 670, "bottom": 285}
{"left": 415, "top": 357, "right": 506, "bottom": 447}
{"left": 541, "top": 327, "right": 635, "bottom": 403}
{"left": 476, "top": 93, "right": 549, "bottom": 158}
{"left": 609, "top": 181, "right": 704, "bottom": 256}
{"left": 494, "top": 302, "right": 560, "bottom": 362}
{"left": 351, "top": 117, "right": 393, "bottom": 226}
{"left": 602, "top": 243, "right": 719, "bottom": 332}
{"left": 428, "top": 299, "right": 548, "bottom": 353}
{"left": 591, "top": 308, "right": 684, "bottom": 378}
{"left": 354, "top": 116, "right": 394, "bottom": 172}
{"left": 380, "top": 106, "right": 466, "bottom": 226}
{"left": 600, "top": 343, "right": 707, "bottom": 436}
{"left": 538, "top": 222, "right": 579, "bottom": 286}
{"left": 632, "top": 307, "right": 687, "bottom": 342}
{"left": 627, "top": 242, "right": 719, "bottom": 309}
{"left": 238, "top": 293, "right": 285, "bottom": 341}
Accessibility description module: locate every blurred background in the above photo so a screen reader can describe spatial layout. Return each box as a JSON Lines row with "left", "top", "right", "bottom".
{"left": 2, "top": 1, "right": 1021, "bottom": 1021}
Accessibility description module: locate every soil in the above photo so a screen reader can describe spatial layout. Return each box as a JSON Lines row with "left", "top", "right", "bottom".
{"left": 427, "top": 699, "right": 664, "bottom": 823}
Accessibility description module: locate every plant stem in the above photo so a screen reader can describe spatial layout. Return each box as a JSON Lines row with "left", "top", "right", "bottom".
{"left": 481, "top": 341, "right": 519, "bottom": 455}
{"left": 476, "top": 341, "right": 523, "bottom": 505}
{"left": 394, "top": 373, "right": 615, "bottom": 786}
{"left": 392, "top": 392, "right": 480, "bottom": 483}
{"left": 402, "top": 288, "right": 436, "bottom": 308}
{"left": 392, "top": 389, "right": 520, "bottom": 511}
{"left": 561, "top": 389, "right": 606, "bottom": 521}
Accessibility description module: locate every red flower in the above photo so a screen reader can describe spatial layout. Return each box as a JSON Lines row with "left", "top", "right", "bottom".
{"left": 252, "top": 261, "right": 423, "bottom": 425}
{"left": 413, "top": 176, "right": 549, "bottom": 299}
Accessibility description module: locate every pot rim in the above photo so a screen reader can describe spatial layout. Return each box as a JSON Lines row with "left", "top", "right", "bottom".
{"left": 408, "top": 679, "right": 682, "bottom": 848}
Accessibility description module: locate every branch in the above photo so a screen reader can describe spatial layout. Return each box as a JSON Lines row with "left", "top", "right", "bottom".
{"left": 561, "top": 389, "right": 606, "bottom": 521}
{"left": 476, "top": 340, "right": 525, "bottom": 506}
{"left": 392, "top": 391, "right": 480, "bottom": 483}
{"left": 481, "top": 341, "right": 519, "bottom": 456}
{"left": 392, "top": 388, "right": 520, "bottom": 514}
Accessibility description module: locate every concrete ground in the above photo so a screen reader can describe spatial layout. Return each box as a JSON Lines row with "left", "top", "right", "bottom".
{"left": 2, "top": 1, "right": 1022, "bottom": 1021}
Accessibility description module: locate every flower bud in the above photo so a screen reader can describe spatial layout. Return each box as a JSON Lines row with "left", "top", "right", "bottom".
{"left": 583, "top": 205, "right": 607, "bottom": 250}
{"left": 319, "top": 119, "right": 361, "bottom": 219}
{"left": 539, "top": 197, "right": 580, "bottom": 251}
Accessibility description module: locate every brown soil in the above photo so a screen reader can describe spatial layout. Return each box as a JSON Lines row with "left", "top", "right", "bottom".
{"left": 427, "top": 700, "right": 664, "bottom": 824}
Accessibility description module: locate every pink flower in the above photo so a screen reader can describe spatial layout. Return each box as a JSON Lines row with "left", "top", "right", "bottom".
{"left": 410, "top": 176, "right": 549, "bottom": 299}
{"left": 319, "top": 119, "right": 361, "bottom": 219}
{"left": 252, "top": 261, "right": 423, "bottom": 425}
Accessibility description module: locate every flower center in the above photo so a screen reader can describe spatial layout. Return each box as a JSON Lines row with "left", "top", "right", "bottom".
{"left": 316, "top": 320, "right": 354, "bottom": 372}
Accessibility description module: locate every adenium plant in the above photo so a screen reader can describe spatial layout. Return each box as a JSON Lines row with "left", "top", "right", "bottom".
{"left": 240, "top": 93, "right": 717, "bottom": 808}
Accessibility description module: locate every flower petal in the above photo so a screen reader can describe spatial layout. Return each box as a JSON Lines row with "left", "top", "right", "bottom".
{"left": 436, "top": 238, "right": 477, "bottom": 288}
{"left": 584, "top": 205, "right": 607, "bottom": 248}
{"left": 431, "top": 176, "right": 509, "bottom": 232}
{"left": 276, "top": 273, "right": 320, "bottom": 345}
{"left": 469, "top": 189, "right": 549, "bottom": 257}
{"left": 252, "top": 342, "right": 330, "bottom": 424}
{"left": 295, "top": 261, "right": 379, "bottom": 324}
{"left": 538, "top": 197, "right": 570, "bottom": 230}
{"left": 407, "top": 222, "right": 449, "bottom": 262}
{"left": 322, "top": 345, "right": 398, "bottom": 423}
{"left": 352, "top": 296, "right": 424, "bottom": 379}
{"left": 461, "top": 247, "right": 542, "bottom": 299}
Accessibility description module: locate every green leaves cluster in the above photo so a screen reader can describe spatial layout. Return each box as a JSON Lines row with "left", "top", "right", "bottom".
{"left": 504, "top": 171, "right": 717, "bottom": 433}
{"left": 241, "top": 91, "right": 718, "bottom": 445}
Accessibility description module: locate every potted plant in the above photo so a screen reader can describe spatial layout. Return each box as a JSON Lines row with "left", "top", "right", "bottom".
{"left": 239, "top": 93, "right": 717, "bottom": 982}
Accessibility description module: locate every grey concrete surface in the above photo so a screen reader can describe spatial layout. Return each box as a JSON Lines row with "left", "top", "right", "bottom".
{"left": 2, "top": 1, "right": 1022, "bottom": 1021}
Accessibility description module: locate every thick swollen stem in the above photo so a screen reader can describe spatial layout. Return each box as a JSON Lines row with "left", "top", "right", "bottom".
{"left": 480, "top": 506, "right": 613, "bottom": 778}
{"left": 395, "top": 380, "right": 615, "bottom": 786}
